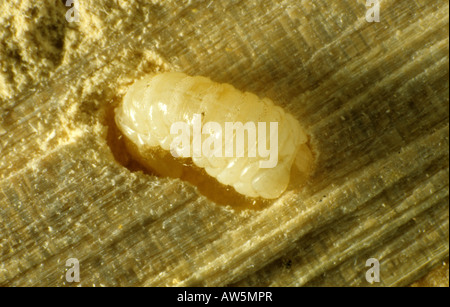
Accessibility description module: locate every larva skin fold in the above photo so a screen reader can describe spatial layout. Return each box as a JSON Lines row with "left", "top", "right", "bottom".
{"left": 115, "top": 72, "right": 313, "bottom": 199}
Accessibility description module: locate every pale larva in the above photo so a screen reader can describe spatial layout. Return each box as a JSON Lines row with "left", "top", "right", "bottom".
{"left": 115, "top": 72, "right": 313, "bottom": 199}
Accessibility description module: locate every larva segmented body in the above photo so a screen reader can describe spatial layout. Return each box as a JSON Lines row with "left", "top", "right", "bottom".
{"left": 115, "top": 72, "right": 313, "bottom": 199}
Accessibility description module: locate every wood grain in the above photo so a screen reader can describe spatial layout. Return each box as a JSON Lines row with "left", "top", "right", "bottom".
{"left": 0, "top": 0, "right": 448, "bottom": 286}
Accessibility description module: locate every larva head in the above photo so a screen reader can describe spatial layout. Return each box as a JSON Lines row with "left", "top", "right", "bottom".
{"left": 251, "top": 163, "right": 292, "bottom": 199}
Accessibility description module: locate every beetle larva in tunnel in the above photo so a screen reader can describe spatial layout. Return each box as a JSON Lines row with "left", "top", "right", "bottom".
{"left": 114, "top": 72, "right": 314, "bottom": 199}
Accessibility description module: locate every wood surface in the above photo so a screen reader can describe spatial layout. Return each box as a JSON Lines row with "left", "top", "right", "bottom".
{"left": 0, "top": 0, "right": 448, "bottom": 286}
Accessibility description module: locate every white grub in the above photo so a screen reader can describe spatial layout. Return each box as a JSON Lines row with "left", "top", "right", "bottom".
{"left": 115, "top": 72, "right": 313, "bottom": 199}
